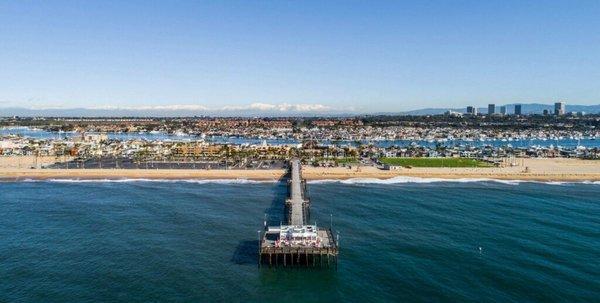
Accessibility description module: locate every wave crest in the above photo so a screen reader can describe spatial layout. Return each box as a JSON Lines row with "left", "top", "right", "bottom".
{"left": 19, "top": 178, "right": 277, "bottom": 184}
{"left": 307, "top": 177, "right": 600, "bottom": 185}
{"left": 7, "top": 177, "right": 600, "bottom": 186}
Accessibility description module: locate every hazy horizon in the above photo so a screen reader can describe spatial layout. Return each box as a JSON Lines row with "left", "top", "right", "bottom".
{"left": 1, "top": 102, "right": 599, "bottom": 117}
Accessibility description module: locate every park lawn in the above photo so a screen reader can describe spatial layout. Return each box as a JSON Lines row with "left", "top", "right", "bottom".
{"left": 335, "top": 157, "right": 359, "bottom": 165}
{"left": 380, "top": 157, "right": 493, "bottom": 168}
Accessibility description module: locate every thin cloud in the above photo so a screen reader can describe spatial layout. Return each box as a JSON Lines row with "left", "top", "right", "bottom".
{"left": 80, "top": 103, "right": 335, "bottom": 112}
{"left": 90, "top": 105, "right": 210, "bottom": 111}
{"left": 223, "top": 103, "right": 332, "bottom": 112}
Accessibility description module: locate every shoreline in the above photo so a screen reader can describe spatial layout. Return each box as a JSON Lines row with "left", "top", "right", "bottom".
{"left": 1, "top": 157, "right": 599, "bottom": 182}
{"left": 302, "top": 159, "right": 600, "bottom": 182}
{"left": 2, "top": 170, "right": 600, "bottom": 184}
{"left": 0, "top": 168, "right": 288, "bottom": 181}
{"left": 2, "top": 172, "right": 599, "bottom": 183}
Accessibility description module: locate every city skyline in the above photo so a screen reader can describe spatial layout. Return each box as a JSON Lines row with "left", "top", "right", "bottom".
{"left": 1, "top": 1, "right": 600, "bottom": 112}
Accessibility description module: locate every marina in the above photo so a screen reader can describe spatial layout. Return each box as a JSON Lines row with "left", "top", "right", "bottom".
{"left": 259, "top": 159, "right": 339, "bottom": 267}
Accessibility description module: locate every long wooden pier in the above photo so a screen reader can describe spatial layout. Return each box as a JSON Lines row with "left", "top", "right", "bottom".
{"left": 286, "top": 159, "right": 310, "bottom": 226}
{"left": 259, "top": 159, "right": 338, "bottom": 268}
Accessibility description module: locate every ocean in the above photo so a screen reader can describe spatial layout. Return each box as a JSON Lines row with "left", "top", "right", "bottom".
{"left": 1, "top": 179, "right": 598, "bottom": 302}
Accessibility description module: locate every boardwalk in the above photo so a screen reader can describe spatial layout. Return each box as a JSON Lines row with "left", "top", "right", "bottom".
{"left": 288, "top": 159, "right": 308, "bottom": 226}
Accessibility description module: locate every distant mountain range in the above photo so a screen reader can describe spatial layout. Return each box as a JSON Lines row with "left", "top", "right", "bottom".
{"left": 0, "top": 103, "right": 599, "bottom": 117}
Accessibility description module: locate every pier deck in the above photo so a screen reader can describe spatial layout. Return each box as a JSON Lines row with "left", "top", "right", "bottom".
{"left": 287, "top": 159, "right": 309, "bottom": 226}
{"left": 259, "top": 159, "right": 338, "bottom": 268}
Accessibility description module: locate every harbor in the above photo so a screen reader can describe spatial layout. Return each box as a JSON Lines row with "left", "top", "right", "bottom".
{"left": 259, "top": 159, "right": 339, "bottom": 268}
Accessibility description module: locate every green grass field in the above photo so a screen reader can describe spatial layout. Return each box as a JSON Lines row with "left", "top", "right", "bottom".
{"left": 335, "top": 157, "right": 359, "bottom": 164}
{"left": 380, "top": 157, "right": 493, "bottom": 168}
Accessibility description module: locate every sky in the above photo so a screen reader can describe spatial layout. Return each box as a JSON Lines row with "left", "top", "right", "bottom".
{"left": 1, "top": 0, "right": 599, "bottom": 113}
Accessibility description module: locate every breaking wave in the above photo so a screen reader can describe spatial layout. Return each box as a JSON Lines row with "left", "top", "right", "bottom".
{"left": 18, "top": 178, "right": 278, "bottom": 184}
{"left": 4, "top": 177, "right": 599, "bottom": 186}
{"left": 307, "top": 177, "right": 600, "bottom": 186}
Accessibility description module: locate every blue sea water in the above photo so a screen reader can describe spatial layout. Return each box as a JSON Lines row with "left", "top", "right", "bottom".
{"left": 1, "top": 179, "right": 599, "bottom": 302}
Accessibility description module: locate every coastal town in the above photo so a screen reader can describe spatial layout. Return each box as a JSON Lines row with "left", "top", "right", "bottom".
{"left": 4, "top": 2, "right": 600, "bottom": 301}
{"left": 2, "top": 103, "right": 600, "bottom": 172}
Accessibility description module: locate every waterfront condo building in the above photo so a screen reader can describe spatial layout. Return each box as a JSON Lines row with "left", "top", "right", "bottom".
{"left": 554, "top": 102, "right": 565, "bottom": 115}
{"left": 466, "top": 106, "right": 478, "bottom": 115}
{"left": 514, "top": 104, "right": 522, "bottom": 115}
{"left": 488, "top": 104, "right": 496, "bottom": 115}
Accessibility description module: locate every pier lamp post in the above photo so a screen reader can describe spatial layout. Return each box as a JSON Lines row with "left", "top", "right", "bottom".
{"left": 263, "top": 213, "right": 267, "bottom": 230}
{"left": 257, "top": 230, "right": 262, "bottom": 267}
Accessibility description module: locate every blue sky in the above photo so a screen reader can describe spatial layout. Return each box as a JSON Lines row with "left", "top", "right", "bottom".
{"left": 1, "top": 0, "right": 599, "bottom": 113}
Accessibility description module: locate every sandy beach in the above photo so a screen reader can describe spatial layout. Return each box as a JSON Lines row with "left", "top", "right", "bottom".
{"left": 303, "top": 158, "right": 600, "bottom": 182}
{"left": 1, "top": 157, "right": 599, "bottom": 182}
{"left": 0, "top": 167, "right": 287, "bottom": 181}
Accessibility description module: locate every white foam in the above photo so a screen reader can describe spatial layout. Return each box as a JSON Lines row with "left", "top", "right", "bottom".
{"left": 581, "top": 180, "right": 600, "bottom": 185}
{"left": 6, "top": 177, "right": 600, "bottom": 186}
{"left": 308, "top": 176, "right": 519, "bottom": 185}
{"left": 19, "top": 178, "right": 277, "bottom": 184}
{"left": 307, "top": 177, "right": 598, "bottom": 186}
